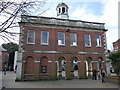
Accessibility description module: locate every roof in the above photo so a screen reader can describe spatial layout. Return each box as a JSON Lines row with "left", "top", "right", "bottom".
{"left": 20, "top": 15, "right": 107, "bottom": 32}
{"left": 56, "top": 2, "right": 68, "bottom": 8}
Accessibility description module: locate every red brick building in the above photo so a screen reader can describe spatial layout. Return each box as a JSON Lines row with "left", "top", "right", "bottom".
{"left": 16, "top": 3, "right": 107, "bottom": 80}
{"left": 113, "top": 39, "right": 120, "bottom": 52}
{"left": 0, "top": 46, "right": 9, "bottom": 71}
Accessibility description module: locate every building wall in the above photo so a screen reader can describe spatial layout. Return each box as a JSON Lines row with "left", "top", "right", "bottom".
{"left": 0, "top": 52, "right": 2, "bottom": 71}
{"left": 2, "top": 51, "right": 9, "bottom": 70}
{"left": 22, "top": 26, "right": 105, "bottom": 52}
{"left": 17, "top": 25, "right": 107, "bottom": 80}
{"left": 113, "top": 39, "right": 120, "bottom": 52}
{"left": 15, "top": 13, "right": 108, "bottom": 80}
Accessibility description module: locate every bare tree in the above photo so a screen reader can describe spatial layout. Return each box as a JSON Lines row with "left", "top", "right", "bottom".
{"left": 0, "top": 0, "right": 46, "bottom": 43}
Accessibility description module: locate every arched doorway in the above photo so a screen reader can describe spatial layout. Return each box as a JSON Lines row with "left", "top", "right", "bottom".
{"left": 86, "top": 57, "right": 93, "bottom": 78}
{"left": 57, "top": 57, "right": 66, "bottom": 79}
{"left": 71, "top": 57, "right": 79, "bottom": 79}
{"left": 25, "top": 56, "right": 34, "bottom": 74}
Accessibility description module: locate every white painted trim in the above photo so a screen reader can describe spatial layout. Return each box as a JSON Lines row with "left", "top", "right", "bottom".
{"left": 34, "top": 61, "right": 40, "bottom": 63}
{"left": 24, "top": 24, "right": 105, "bottom": 32}
{"left": 54, "top": 61, "right": 58, "bottom": 63}
{"left": 77, "top": 61, "right": 81, "bottom": 63}
{"left": 66, "top": 61, "right": 71, "bottom": 62}
{"left": 23, "top": 50, "right": 105, "bottom": 55}
{"left": 48, "top": 60, "right": 52, "bottom": 63}
{"left": 24, "top": 74, "right": 35, "bottom": 75}
{"left": 22, "top": 61, "right": 26, "bottom": 63}
{"left": 91, "top": 61, "right": 98, "bottom": 63}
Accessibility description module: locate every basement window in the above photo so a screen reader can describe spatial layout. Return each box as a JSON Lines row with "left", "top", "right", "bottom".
{"left": 41, "top": 66, "right": 47, "bottom": 73}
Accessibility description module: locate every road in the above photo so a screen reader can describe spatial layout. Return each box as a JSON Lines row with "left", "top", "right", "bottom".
{"left": 1, "top": 71, "right": 119, "bottom": 88}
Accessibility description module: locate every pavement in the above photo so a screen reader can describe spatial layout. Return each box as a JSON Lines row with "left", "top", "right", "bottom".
{"left": 1, "top": 71, "right": 119, "bottom": 88}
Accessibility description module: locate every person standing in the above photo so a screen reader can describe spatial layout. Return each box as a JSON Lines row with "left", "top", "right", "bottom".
{"left": 4, "top": 65, "right": 7, "bottom": 75}
{"left": 101, "top": 69, "right": 107, "bottom": 83}
{"left": 92, "top": 69, "right": 97, "bottom": 80}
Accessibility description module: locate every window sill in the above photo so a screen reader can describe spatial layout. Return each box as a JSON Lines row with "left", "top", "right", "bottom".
{"left": 58, "top": 45, "right": 65, "bottom": 46}
{"left": 27, "top": 43, "right": 35, "bottom": 45}
{"left": 85, "top": 46, "right": 92, "bottom": 48}
{"left": 70, "top": 45, "right": 77, "bottom": 47}
{"left": 39, "top": 73, "right": 48, "bottom": 75}
{"left": 96, "top": 46, "right": 102, "bottom": 48}
{"left": 41, "top": 44, "right": 49, "bottom": 46}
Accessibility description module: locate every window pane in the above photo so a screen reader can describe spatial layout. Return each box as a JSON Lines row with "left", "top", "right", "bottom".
{"left": 58, "top": 32, "right": 65, "bottom": 45}
{"left": 85, "top": 34, "right": 91, "bottom": 46}
{"left": 27, "top": 30, "right": 35, "bottom": 44}
{"left": 95, "top": 35, "right": 101, "bottom": 47}
{"left": 70, "top": 33, "right": 77, "bottom": 46}
{"left": 41, "top": 31, "right": 48, "bottom": 45}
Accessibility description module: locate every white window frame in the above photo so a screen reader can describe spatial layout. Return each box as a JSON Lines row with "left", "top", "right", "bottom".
{"left": 70, "top": 33, "right": 77, "bottom": 46}
{"left": 41, "top": 31, "right": 49, "bottom": 45}
{"left": 27, "top": 30, "right": 35, "bottom": 44}
{"left": 58, "top": 32, "right": 65, "bottom": 46}
{"left": 85, "top": 34, "right": 91, "bottom": 47}
{"left": 96, "top": 35, "right": 102, "bottom": 47}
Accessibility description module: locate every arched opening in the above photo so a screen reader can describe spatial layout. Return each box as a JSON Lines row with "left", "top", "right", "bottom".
{"left": 25, "top": 56, "right": 34, "bottom": 74}
{"left": 40, "top": 56, "right": 48, "bottom": 74}
{"left": 71, "top": 57, "right": 79, "bottom": 79}
{"left": 59, "top": 8, "right": 61, "bottom": 13}
{"left": 86, "top": 57, "right": 93, "bottom": 78}
{"left": 57, "top": 57, "right": 66, "bottom": 79}
{"left": 97, "top": 57, "right": 104, "bottom": 78}
{"left": 62, "top": 7, "right": 65, "bottom": 14}
{"left": 98, "top": 57, "right": 103, "bottom": 71}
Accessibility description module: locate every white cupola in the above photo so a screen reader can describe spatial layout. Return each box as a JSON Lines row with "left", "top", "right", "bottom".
{"left": 56, "top": 2, "right": 69, "bottom": 19}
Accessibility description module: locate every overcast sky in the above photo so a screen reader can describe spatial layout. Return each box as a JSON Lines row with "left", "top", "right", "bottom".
{"left": 0, "top": 0, "right": 119, "bottom": 51}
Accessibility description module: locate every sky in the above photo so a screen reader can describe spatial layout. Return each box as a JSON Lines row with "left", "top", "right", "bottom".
{"left": 40, "top": 0, "right": 118, "bottom": 50}
{"left": 0, "top": 0, "right": 119, "bottom": 51}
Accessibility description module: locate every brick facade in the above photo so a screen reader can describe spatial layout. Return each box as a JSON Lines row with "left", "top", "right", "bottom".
{"left": 0, "top": 46, "right": 9, "bottom": 71}
{"left": 113, "top": 39, "right": 120, "bottom": 52}
{"left": 15, "top": 16, "right": 106, "bottom": 80}
{"left": 16, "top": 3, "right": 107, "bottom": 81}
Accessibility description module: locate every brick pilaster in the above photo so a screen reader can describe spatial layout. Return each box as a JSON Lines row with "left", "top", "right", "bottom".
{"left": 66, "top": 61, "right": 72, "bottom": 80}
{"left": 78, "top": 61, "right": 87, "bottom": 79}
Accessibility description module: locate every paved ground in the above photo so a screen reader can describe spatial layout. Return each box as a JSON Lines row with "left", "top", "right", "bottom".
{"left": 1, "top": 71, "right": 119, "bottom": 88}
{"left": 0, "top": 71, "right": 2, "bottom": 89}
